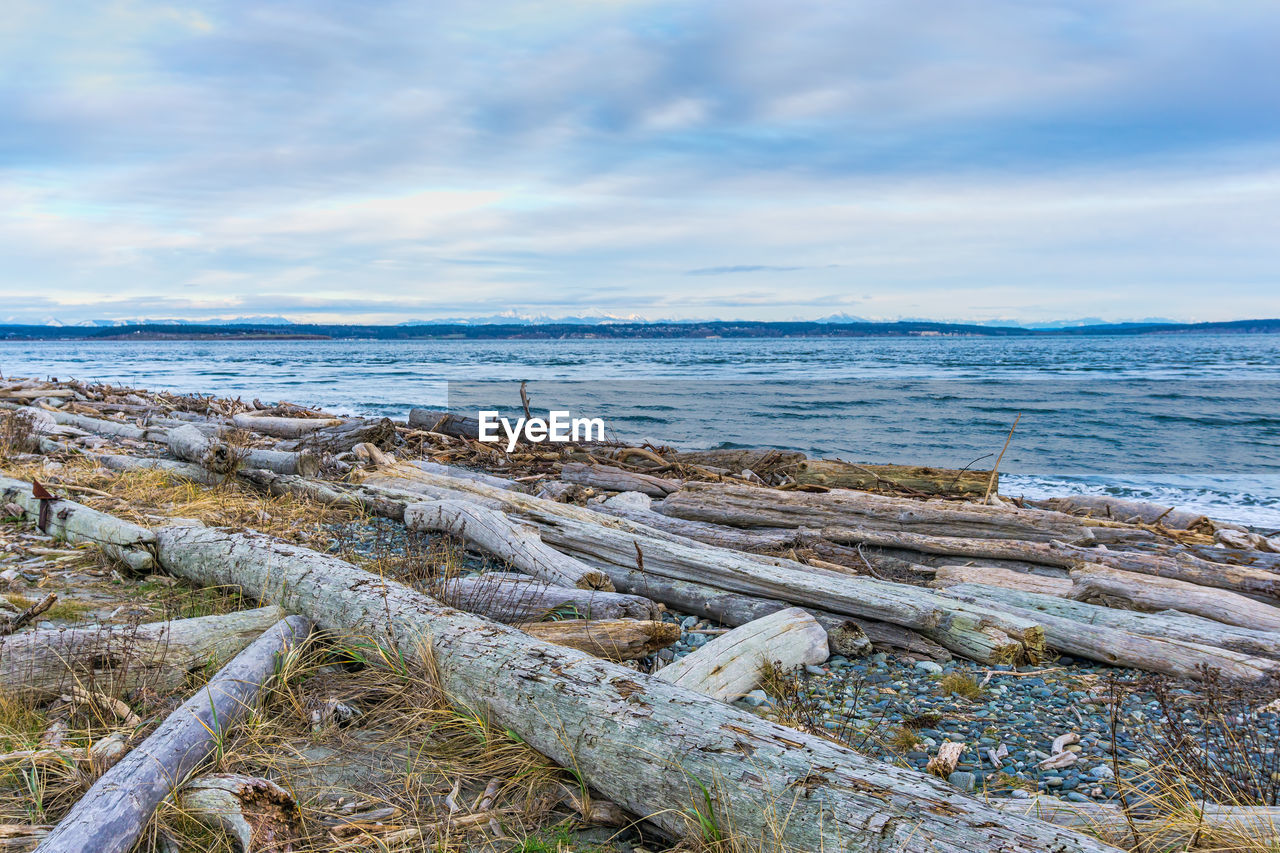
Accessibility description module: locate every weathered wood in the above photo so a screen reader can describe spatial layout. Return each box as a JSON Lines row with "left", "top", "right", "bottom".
{"left": 0, "top": 606, "right": 287, "bottom": 699}
{"left": 168, "top": 424, "right": 320, "bottom": 478}
{"left": 654, "top": 608, "right": 827, "bottom": 701}
{"left": 931, "top": 566, "right": 1073, "bottom": 597}
{"left": 939, "top": 586, "right": 1279, "bottom": 682}
{"left": 151, "top": 523, "right": 1117, "bottom": 852}
{"left": 596, "top": 492, "right": 798, "bottom": 551}
{"left": 1033, "top": 495, "right": 1210, "bottom": 530}
{"left": 1069, "top": 563, "right": 1280, "bottom": 631}
{"left": 406, "top": 408, "right": 481, "bottom": 439}
{"left": 669, "top": 448, "right": 806, "bottom": 473}
{"left": 520, "top": 619, "right": 678, "bottom": 661}
{"left": 991, "top": 797, "right": 1280, "bottom": 848}
{"left": 942, "top": 583, "right": 1280, "bottom": 661}
{"left": 35, "top": 616, "right": 311, "bottom": 853}
{"left": 278, "top": 417, "right": 396, "bottom": 454}
{"left": 661, "top": 482, "right": 1095, "bottom": 541}
{"left": 790, "top": 459, "right": 992, "bottom": 496}
{"left": 561, "top": 462, "right": 681, "bottom": 497}
{"left": 403, "top": 500, "right": 613, "bottom": 590}
{"left": 406, "top": 460, "right": 518, "bottom": 490}
{"left": 176, "top": 774, "right": 302, "bottom": 852}
{"left": 433, "top": 574, "right": 660, "bottom": 622}
{"left": 0, "top": 476, "right": 155, "bottom": 571}
{"left": 38, "top": 409, "right": 147, "bottom": 441}
{"left": 230, "top": 412, "right": 343, "bottom": 438}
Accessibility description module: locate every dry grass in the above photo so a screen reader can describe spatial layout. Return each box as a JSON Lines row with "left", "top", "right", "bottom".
{"left": 937, "top": 672, "right": 984, "bottom": 701}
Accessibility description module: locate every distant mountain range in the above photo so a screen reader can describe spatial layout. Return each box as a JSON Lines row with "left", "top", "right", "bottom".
{"left": 1, "top": 318, "right": 1277, "bottom": 341}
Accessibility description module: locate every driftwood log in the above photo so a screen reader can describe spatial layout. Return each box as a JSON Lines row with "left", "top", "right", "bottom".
{"left": 35, "top": 616, "right": 312, "bottom": 853}
{"left": 0, "top": 605, "right": 287, "bottom": 699}
{"left": 1033, "top": 495, "right": 1210, "bottom": 530}
{"left": 1069, "top": 563, "right": 1280, "bottom": 631}
{"left": 278, "top": 417, "right": 396, "bottom": 454}
{"left": 168, "top": 424, "right": 320, "bottom": 478}
{"left": 230, "top": 412, "right": 343, "bottom": 438}
{"left": 561, "top": 462, "right": 681, "bottom": 497}
{"left": 175, "top": 773, "right": 302, "bottom": 852}
{"left": 654, "top": 608, "right": 827, "bottom": 701}
{"left": 931, "top": 566, "right": 1072, "bottom": 597}
{"left": 520, "top": 619, "right": 679, "bottom": 661}
{"left": 0, "top": 476, "right": 155, "bottom": 571}
{"left": 789, "top": 459, "right": 992, "bottom": 496}
{"left": 406, "top": 408, "right": 481, "bottom": 439}
{"left": 150, "top": 523, "right": 1117, "bottom": 852}
{"left": 433, "top": 573, "right": 660, "bottom": 622}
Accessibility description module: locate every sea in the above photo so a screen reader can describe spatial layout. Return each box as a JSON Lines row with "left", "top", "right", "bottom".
{"left": 2, "top": 333, "right": 1278, "bottom": 529}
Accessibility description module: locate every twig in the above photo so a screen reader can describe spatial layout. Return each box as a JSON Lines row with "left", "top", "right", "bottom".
{"left": 984, "top": 414, "right": 1021, "bottom": 503}
{"left": 0, "top": 592, "right": 57, "bottom": 636}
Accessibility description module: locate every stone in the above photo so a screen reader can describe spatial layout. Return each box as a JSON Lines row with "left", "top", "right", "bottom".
{"left": 914, "top": 661, "right": 944, "bottom": 675}
{"left": 947, "top": 772, "right": 976, "bottom": 792}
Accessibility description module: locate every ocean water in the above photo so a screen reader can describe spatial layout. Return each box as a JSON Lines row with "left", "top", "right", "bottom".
{"left": 2, "top": 333, "right": 1278, "bottom": 529}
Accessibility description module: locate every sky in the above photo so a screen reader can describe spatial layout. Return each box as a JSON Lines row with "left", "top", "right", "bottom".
{"left": 2, "top": 1, "right": 1279, "bottom": 326}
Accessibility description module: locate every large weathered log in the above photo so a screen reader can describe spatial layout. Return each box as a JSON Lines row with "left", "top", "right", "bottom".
{"left": 596, "top": 492, "right": 798, "bottom": 551}
{"left": 36, "top": 616, "right": 311, "bottom": 853}
{"left": 403, "top": 500, "right": 613, "bottom": 590}
{"left": 38, "top": 409, "right": 147, "bottom": 441}
{"left": 669, "top": 448, "right": 806, "bottom": 473}
{"left": 520, "top": 619, "right": 678, "bottom": 661}
{"left": 939, "top": 586, "right": 1279, "bottom": 682}
{"left": 0, "top": 606, "right": 287, "bottom": 699}
{"left": 175, "top": 773, "right": 302, "bottom": 852}
{"left": 0, "top": 476, "right": 155, "bottom": 571}
{"left": 433, "top": 573, "right": 660, "bottom": 622}
{"left": 230, "top": 412, "right": 342, "bottom": 438}
{"left": 931, "top": 566, "right": 1072, "bottom": 597}
{"left": 789, "top": 459, "right": 992, "bottom": 497}
{"left": 941, "top": 583, "right": 1280, "bottom": 661}
{"left": 278, "top": 417, "right": 396, "bottom": 454}
{"left": 1033, "top": 495, "right": 1210, "bottom": 531}
{"left": 1069, "top": 564, "right": 1280, "bottom": 631}
{"left": 654, "top": 608, "right": 827, "bottom": 701}
{"left": 406, "top": 460, "right": 518, "bottom": 490}
{"left": 561, "top": 462, "right": 680, "bottom": 497}
{"left": 661, "top": 482, "right": 1095, "bottom": 541}
{"left": 168, "top": 424, "right": 319, "bottom": 478}
{"left": 406, "top": 408, "right": 481, "bottom": 439}
{"left": 151, "top": 523, "right": 1117, "bottom": 852}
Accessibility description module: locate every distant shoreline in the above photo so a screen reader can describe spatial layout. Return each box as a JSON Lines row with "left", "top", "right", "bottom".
{"left": 2, "top": 318, "right": 1279, "bottom": 342}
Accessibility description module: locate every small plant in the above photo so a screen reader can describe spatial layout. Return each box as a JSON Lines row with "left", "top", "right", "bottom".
{"left": 886, "top": 726, "right": 923, "bottom": 753}
{"left": 938, "top": 673, "right": 983, "bottom": 701}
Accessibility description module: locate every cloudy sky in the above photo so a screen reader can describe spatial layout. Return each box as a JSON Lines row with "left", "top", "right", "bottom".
{"left": 2, "top": 1, "right": 1278, "bottom": 325}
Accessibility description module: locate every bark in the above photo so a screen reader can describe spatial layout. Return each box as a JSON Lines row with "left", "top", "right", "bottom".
{"left": 789, "top": 459, "right": 991, "bottom": 496}
{"left": 661, "top": 482, "right": 1095, "bottom": 541}
{"left": 278, "top": 417, "right": 396, "bottom": 454}
{"left": 406, "top": 408, "right": 481, "bottom": 439}
{"left": 229, "top": 413, "right": 343, "bottom": 438}
{"left": 519, "top": 619, "right": 679, "bottom": 661}
{"left": 403, "top": 500, "right": 613, "bottom": 590}
{"left": 176, "top": 774, "right": 302, "bottom": 852}
{"left": 0, "top": 606, "right": 286, "bottom": 699}
{"left": 0, "top": 476, "right": 155, "bottom": 571}
{"left": 940, "top": 583, "right": 1280, "bottom": 661}
{"left": 432, "top": 573, "right": 660, "bottom": 622}
{"left": 35, "top": 616, "right": 312, "bottom": 853}
{"left": 654, "top": 608, "right": 827, "bottom": 701}
{"left": 150, "top": 523, "right": 1117, "bottom": 852}
{"left": 1033, "top": 495, "right": 1210, "bottom": 531}
{"left": 669, "top": 448, "right": 806, "bottom": 474}
{"left": 931, "top": 566, "right": 1073, "bottom": 597}
{"left": 939, "top": 586, "right": 1278, "bottom": 682}
{"left": 561, "top": 462, "right": 681, "bottom": 497}
{"left": 1069, "top": 564, "right": 1280, "bottom": 632}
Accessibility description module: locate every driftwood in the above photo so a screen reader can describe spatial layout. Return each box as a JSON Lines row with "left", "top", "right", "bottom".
{"left": 562, "top": 462, "right": 681, "bottom": 497}
{"left": 1069, "top": 563, "right": 1280, "bottom": 631}
{"left": 654, "top": 608, "right": 827, "bottom": 701}
{"left": 669, "top": 448, "right": 806, "bottom": 473}
{"left": 939, "top": 586, "right": 1279, "bottom": 682}
{"left": 38, "top": 409, "right": 148, "bottom": 441}
{"left": 150, "top": 523, "right": 1117, "bottom": 851}
{"left": 278, "top": 417, "right": 396, "bottom": 454}
{"left": 991, "top": 798, "right": 1280, "bottom": 848}
{"left": 0, "top": 476, "right": 155, "bottom": 571}
{"left": 433, "top": 573, "right": 660, "bottom": 622}
{"left": 519, "top": 619, "right": 679, "bottom": 661}
{"left": 168, "top": 424, "right": 320, "bottom": 478}
{"left": 0, "top": 606, "right": 287, "bottom": 699}
{"left": 403, "top": 500, "right": 613, "bottom": 590}
{"left": 406, "top": 408, "right": 481, "bottom": 439}
{"left": 597, "top": 492, "right": 798, "bottom": 551}
{"left": 176, "top": 773, "right": 302, "bottom": 852}
{"left": 36, "top": 616, "right": 311, "bottom": 853}
{"left": 789, "top": 459, "right": 992, "bottom": 496}
{"left": 931, "top": 566, "right": 1072, "bottom": 597}
{"left": 661, "top": 482, "right": 1095, "bottom": 541}
{"left": 1034, "top": 495, "right": 1210, "bottom": 531}
{"left": 230, "top": 412, "right": 343, "bottom": 438}
{"left": 406, "top": 460, "right": 518, "bottom": 490}
{"left": 942, "top": 583, "right": 1280, "bottom": 661}
{"left": 0, "top": 594, "right": 57, "bottom": 637}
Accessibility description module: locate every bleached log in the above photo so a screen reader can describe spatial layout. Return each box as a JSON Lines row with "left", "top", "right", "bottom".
{"left": 35, "top": 616, "right": 311, "bottom": 853}
{"left": 230, "top": 412, "right": 342, "bottom": 438}
{"left": 669, "top": 448, "right": 806, "bottom": 472}
{"left": 990, "top": 798, "right": 1280, "bottom": 848}
{"left": 150, "top": 523, "right": 1117, "bottom": 852}
{"left": 790, "top": 459, "right": 992, "bottom": 496}
{"left": 278, "top": 417, "right": 396, "bottom": 454}
{"left": 562, "top": 462, "right": 681, "bottom": 497}
{"left": 0, "top": 476, "right": 155, "bottom": 571}
{"left": 406, "top": 408, "right": 481, "bottom": 439}
{"left": 661, "top": 482, "right": 1096, "bottom": 541}
{"left": 168, "top": 424, "right": 319, "bottom": 478}
{"left": 176, "top": 774, "right": 301, "bottom": 852}
{"left": 1033, "top": 495, "right": 1210, "bottom": 530}
{"left": 939, "top": 586, "right": 1279, "bottom": 682}
{"left": 403, "top": 500, "right": 613, "bottom": 590}
{"left": 944, "top": 582, "right": 1280, "bottom": 660}
{"left": 406, "top": 460, "right": 518, "bottom": 490}
{"left": 0, "top": 606, "right": 287, "bottom": 699}
{"left": 1069, "top": 563, "right": 1280, "bottom": 631}
{"left": 39, "top": 410, "right": 147, "bottom": 441}
{"left": 931, "top": 566, "right": 1073, "bottom": 597}
{"left": 433, "top": 574, "right": 660, "bottom": 622}
{"left": 655, "top": 608, "right": 827, "bottom": 701}
{"left": 520, "top": 619, "right": 678, "bottom": 661}
{"left": 597, "top": 492, "right": 798, "bottom": 551}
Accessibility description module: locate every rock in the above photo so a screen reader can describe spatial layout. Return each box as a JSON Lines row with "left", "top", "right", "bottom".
{"left": 914, "top": 661, "right": 944, "bottom": 675}
{"left": 947, "top": 771, "right": 976, "bottom": 792}
{"left": 739, "top": 689, "right": 769, "bottom": 708}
